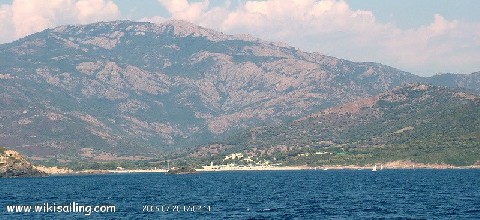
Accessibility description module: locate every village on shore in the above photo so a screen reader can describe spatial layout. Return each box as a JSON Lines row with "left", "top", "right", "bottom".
{"left": 35, "top": 159, "right": 480, "bottom": 175}
{"left": 3, "top": 148, "right": 478, "bottom": 177}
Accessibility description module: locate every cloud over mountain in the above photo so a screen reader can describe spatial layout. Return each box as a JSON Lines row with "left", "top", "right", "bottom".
{"left": 0, "top": 0, "right": 119, "bottom": 42}
{"left": 150, "top": 0, "right": 480, "bottom": 75}
{"left": 1, "top": 0, "right": 479, "bottom": 75}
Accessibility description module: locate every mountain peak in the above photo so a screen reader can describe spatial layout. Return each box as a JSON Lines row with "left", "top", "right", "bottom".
{"left": 157, "top": 19, "right": 230, "bottom": 41}
{"left": 161, "top": 19, "right": 202, "bottom": 29}
{"left": 157, "top": 19, "right": 258, "bottom": 42}
{"left": 47, "top": 19, "right": 258, "bottom": 44}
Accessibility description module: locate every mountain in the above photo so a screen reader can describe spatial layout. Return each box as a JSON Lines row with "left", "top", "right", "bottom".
{"left": 0, "top": 20, "right": 478, "bottom": 161}
{"left": 426, "top": 72, "right": 480, "bottom": 93}
{"left": 198, "top": 84, "right": 479, "bottom": 166}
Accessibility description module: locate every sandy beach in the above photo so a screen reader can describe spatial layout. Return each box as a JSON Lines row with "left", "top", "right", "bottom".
{"left": 36, "top": 160, "right": 480, "bottom": 175}
{"left": 196, "top": 165, "right": 311, "bottom": 172}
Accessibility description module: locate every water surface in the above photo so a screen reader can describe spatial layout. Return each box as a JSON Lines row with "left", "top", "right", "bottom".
{"left": 1, "top": 169, "right": 479, "bottom": 219}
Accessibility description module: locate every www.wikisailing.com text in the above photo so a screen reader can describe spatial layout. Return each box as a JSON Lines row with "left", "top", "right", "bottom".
{"left": 6, "top": 202, "right": 115, "bottom": 216}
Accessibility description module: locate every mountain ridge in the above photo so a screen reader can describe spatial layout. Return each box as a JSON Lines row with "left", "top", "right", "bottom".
{"left": 0, "top": 20, "right": 478, "bottom": 162}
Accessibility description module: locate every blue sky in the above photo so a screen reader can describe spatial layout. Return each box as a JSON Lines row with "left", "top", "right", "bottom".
{"left": 113, "top": 0, "right": 480, "bottom": 30}
{"left": 348, "top": 1, "right": 480, "bottom": 28}
{"left": 0, "top": 0, "right": 479, "bottom": 76}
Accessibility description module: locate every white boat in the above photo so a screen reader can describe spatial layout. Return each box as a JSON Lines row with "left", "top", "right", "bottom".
{"left": 372, "top": 164, "right": 377, "bottom": 172}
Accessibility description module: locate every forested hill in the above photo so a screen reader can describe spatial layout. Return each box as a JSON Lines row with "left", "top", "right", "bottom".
{"left": 196, "top": 84, "right": 480, "bottom": 166}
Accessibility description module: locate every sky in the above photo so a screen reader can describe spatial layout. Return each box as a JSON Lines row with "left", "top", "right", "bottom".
{"left": 0, "top": 0, "right": 479, "bottom": 76}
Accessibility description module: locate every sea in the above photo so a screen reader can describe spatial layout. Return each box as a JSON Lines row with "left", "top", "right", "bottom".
{"left": 1, "top": 169, "right": 480, "bottom": 219}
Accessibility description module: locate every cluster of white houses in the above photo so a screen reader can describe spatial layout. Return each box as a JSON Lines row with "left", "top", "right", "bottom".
{"left": 202, "top": 153, "right": 273, "bottom": 170}
{"left": 222, "top": 153, "right": 254, "bottom": 163}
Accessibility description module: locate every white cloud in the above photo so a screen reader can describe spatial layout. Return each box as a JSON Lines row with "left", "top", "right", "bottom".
{"left": 158, "top": 0, "right": 209, "bottom": 21}
{"left": 0, "top": 4, "right": 14, "bottom": 43}
{"left": 154, "top": 0, "right": 480, "bottom": 75}
{"left": 75, "top": 0, "right": 120, "bottom": 24}
{"left": 0, "top": 0, "right": 120, "bottom": 43}
{"left": 381, "top": 14, "right": 480, "bottom": 74}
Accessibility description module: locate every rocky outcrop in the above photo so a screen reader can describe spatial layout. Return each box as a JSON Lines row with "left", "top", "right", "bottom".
{"left": 0, "top": 148, "right": 47, "bottom": 177}
{"left": 167, "top": 167, "right": 197, "bottom": 174}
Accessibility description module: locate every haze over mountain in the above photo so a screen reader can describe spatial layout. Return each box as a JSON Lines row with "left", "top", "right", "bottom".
{"left": 0, "top": 20, "right": 478, "bottom": 161}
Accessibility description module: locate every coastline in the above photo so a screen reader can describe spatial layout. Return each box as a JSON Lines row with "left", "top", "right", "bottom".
{"left": 196, "top": 165, "right": 310, "bottom": 172}
{"left": 36, "top": 162, "right": 480, "bottom": 176}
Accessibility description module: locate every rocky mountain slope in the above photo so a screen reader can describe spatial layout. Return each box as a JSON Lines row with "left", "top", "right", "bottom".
{"left": 426, "top": 72, "right": 480, "bottom": 93}
{"left": 0, "top": 20, "right": 478, "bottom": 161}
{"left": 199, "top": 84, "right": 479, "bottom": 166}
{"left": 0, "top": 147, "right": 46, "bottom": 177}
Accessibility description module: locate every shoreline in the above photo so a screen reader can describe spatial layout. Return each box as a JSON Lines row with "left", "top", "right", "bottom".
{"left": 37, "top": 164, "right": 480, "bottom": 175}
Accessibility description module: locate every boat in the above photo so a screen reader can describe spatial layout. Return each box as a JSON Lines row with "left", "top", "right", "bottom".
{"left": 372, "top": 164, "right": 377, "bottom": 172}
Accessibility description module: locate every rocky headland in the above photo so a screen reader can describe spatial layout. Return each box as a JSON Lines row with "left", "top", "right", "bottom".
{"left": 0, "top": 148, "right": 47, "bottom": 177}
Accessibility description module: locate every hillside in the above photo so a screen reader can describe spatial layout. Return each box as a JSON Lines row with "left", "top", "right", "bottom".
{"left": 187, "top": 85, "right": 480, "bottom": 166}
{"left": 0, "top": 147, "right": 46, "bottom": 177}
{"left": 426, "top": 72, "right": 480, "bottom": 93}
{"left": 0, "top": 20, "right": 478, "bottom": 161}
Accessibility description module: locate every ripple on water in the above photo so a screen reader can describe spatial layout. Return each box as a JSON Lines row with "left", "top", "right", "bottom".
{"left": 0, "top": 170, "right": 479, "bottom": 219}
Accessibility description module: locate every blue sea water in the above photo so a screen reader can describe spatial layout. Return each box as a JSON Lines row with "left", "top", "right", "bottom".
{"left": 1, "top": 169, "right": 480, "bottom": 219}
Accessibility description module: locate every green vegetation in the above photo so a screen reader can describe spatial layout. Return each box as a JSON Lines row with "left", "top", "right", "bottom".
{"left": 184, "top": 85, "right": 480, "bottom": 167}
{"left": 1, "top": 20, "right": 479, "bottom": 166}
{"left": 33, "top": 159, "right": 167, "bottom": 171}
